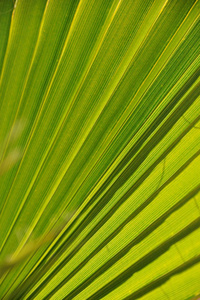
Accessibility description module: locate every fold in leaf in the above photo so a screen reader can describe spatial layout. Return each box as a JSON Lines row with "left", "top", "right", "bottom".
{"left": 0, "top": 0, "right": 199, "bottom": 299}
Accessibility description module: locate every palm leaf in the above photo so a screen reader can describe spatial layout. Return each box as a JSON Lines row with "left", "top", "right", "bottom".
{"left": 0, "top": 0, "right": 199, "bottom": 299}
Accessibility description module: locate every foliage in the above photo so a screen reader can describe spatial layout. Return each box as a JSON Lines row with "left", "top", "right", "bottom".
{"left": 0, "top": 0, "right": 200, "bottom": 299}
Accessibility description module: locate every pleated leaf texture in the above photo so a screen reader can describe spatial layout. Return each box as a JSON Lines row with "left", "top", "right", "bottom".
{"left": 0, "top": 0, "right": 200, "bottom": 299}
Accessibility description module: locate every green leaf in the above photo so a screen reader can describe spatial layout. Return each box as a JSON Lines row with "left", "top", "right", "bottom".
{"left": 0, "top": 0, "right": 199, "bottom": 299}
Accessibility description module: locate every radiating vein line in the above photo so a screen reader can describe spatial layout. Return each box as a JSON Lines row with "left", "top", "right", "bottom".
{"left": 0, "top": 0, "right": 49, "bottom": 201}
{"left": 122, "top": 256, "right": 200, "bottom": 300}
{"left": 2, "top": 109, "right": 199, "bottom": 299}
{"left": 0, "top": 0, "right": 82, "bottom": 221}
{"left": 24, "top": 17, "right": 200, "bottom": 258}
{"left": 49, "top": 71, "right": 199, "bottom": 241}
{"left": 0, "top": 0, "right": 48, "bottom": 146}
{"left": 63, "top": 216, "right": 200, "bottom": 299}
{"left": 27, "top": 167, "right": 200, "bottom": 299}
{"left": 0, "top": 0, "right": 59, "bottom": 161}
{"left": 0, "top": 1, "right": 198, "bottom": 298}
{"left": 2, "top": 1, "right": 198, "bottom": 258}
{"left": 13, "top": 78, "right": 200, "bottom": 300}
{"left": 9, "top": 0, "right": 124, "bottom": 254}
{"left": 0, "top": 0, "right": 14, "bottom": 77}
{"left": 51, "top": 57, "right": 199, "bottom": 236}
{"left": 21, "top": 82, "right": 200, "bottom": 290}
{"left": 61, "top": 7, "right": 200, "bottom": 214}
{"left": 8, "top": 108, "right": 200, "bottom": 299}
{"left": 0, "top": 0, "right": 164, "bottom": 257}
{"left": 0, "top": 0, "right": 124, "bottom": 254}
{"left": 102, "top": 0, "right": 199, "bottom": 142}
